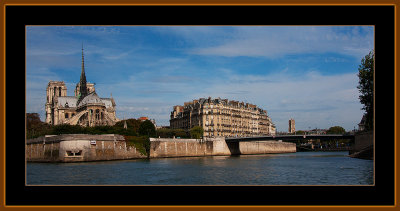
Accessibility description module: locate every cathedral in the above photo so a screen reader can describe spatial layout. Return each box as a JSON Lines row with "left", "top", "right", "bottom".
{"left": 45, "top": 47, "right": 119, "bottom": 127}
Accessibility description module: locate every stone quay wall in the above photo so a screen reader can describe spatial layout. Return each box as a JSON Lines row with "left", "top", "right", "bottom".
{"left": 239, "top": 141, "right": 297, "bottom": 155}
{"left": 26, "top": 134, "right": 146, "bottom": 162}
{"left": 149, "top": 137, "right": 296, "bottom": 158}
{"left": 149, "top": 137, "right": 231, "bottom": 158}
{"left": 353, "top": 131, "right": 373, "bottom": 151}
{"left": 27, "top": 135, "right": 296, "bottom": 162}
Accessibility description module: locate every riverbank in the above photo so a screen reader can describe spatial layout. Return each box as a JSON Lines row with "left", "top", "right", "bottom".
{"left": 26, "top": 134, "right": 296, "bottom": 162}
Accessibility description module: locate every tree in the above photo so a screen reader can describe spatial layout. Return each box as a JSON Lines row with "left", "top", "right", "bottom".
{"left": 51, "top": 124, "right": 84, "bottom": 135}
{"left": 357, "top": 50, "right": 374, "bottom": 131}
{"left": 190, "top": 126, "right": 204, "bottom": 139}
{"left": 138, "top": 120, "right": 156, "bottom": 137}
{"left": 26, "top": 113, "right": 52, "bottom": 139}
{"left": 326, "top": 126, "right": 346, "bottom": 134}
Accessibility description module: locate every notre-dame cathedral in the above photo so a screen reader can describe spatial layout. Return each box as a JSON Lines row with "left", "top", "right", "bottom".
{"left": 45, "top": 47, "right": 119, "bottom": 127}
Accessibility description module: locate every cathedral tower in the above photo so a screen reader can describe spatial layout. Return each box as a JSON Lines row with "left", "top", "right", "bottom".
{"left": 45, "top": 81, "right": 67, "bottom": 124}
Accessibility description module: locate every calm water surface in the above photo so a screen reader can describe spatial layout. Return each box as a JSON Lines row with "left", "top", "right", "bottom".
{"left": 27, "top": 151, "right": 373, "bottom": 185}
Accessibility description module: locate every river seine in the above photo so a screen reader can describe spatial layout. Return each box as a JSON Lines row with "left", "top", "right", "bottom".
{"left": 27, "top": 151, "right": 373, "bottom": 185}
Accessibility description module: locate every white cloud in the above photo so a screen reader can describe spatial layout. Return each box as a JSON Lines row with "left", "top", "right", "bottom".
{"left": 186, "top": 69, "right": 363, "bottom": 131}
{"left": 187, "top": 26, "right": 374, "bottom": 59}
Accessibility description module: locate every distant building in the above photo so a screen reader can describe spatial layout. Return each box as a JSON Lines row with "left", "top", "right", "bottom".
{"left": 358, "top": 115, "right": 366, "bottom": 131}
{"left": 139, "top": 116, "right": 156, "bottom": 127}
{"left": 170, "top": 97, "right": 276, "bottom": 137}
{"left": 289, "top": 118, "right": 295, "bottom": 133}
{"left": 45, "top": 47, "right": 118, "bottom": 126}
{"left": 139, "top": 117, "right": 148, "bottom": 121}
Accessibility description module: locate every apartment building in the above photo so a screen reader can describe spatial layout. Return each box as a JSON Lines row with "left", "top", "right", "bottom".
{"left": 170, "top": 97, "right": 276, "bottom": 137}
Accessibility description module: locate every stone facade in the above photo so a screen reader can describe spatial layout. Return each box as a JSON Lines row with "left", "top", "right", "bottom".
{"left": 45, "top": 47, "right": 118, "bottom": 127}
{"left": 170, "top": 97, "right": 276, "bottom": 137}
{"left": 289, "top": 118, "right": 295, "bottom": 133}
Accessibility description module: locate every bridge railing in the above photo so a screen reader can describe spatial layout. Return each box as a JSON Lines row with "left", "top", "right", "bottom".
{"left": 226, "top": 134, "right": 355, "bottom": 142}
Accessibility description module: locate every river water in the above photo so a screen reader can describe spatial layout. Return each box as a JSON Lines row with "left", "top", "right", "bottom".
{"left": 26, "top": 151, "right": 373, "bottom": 185}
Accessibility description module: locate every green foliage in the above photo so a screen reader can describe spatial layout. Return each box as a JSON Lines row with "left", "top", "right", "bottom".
{"left": 174, "top": 129, "right": 189, "bottom": 138}
{"left": 26, "top": 113, "right": 52, "bottom": 139}
{"left": 113, "top": 119, "right": 140, "bottom": 136}
{"left": 357, "top": 50, "right": 374, "bottom": 131}
{"left": 156, "top": 128, "right": 190, "bottom": 138}
{"left": 326, "top": 126, "right": 346, "bottom": 134}
{"left": 190, "top": 126, "right": 204, "bottom": 139}
{"left": 124, "top": 135, "right": 150, "bottom": 157}
{"left": 84, "top": 125, "right": 114, "bottom": 134}
{"left": 138, "top": 120, "right": 156, "bottom": 137}
{"left": 295, "top": 130, "right": 305, "bottom": 135}
{"left": 114, "top": 119, "right": 142, "bottom": 132}
{"left": 50, "top": 124, "right": 84, "bottom": 135}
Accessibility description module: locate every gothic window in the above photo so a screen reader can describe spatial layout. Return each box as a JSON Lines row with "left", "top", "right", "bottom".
{"left": 95, "top": 109, "right": 100, "bottom": 120}
{"left": 65, "top": 113, "right": 69, "bottom": 118}
{"left": 59, "top": 87, "right": 62, "bottom": 96}
{"left": 53, "top": 87, "right": 56, "bottom": 96}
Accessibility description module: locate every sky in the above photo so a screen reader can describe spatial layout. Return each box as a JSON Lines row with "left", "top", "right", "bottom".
{"left": 26, "top": 26, "right": 374, "bottom": 132}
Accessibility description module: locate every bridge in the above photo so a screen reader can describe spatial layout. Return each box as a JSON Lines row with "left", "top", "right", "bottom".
{"left": 225, "top": 134, "right": 355, "bottom": 143}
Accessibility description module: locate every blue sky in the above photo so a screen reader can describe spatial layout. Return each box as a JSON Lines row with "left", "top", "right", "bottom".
{"left": 26, "top": 26, "right": 374, "bottom": 131}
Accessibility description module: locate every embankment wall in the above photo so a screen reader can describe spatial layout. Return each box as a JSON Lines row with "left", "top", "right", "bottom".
{"left": 26, "top": 134, "right": 146, "bottom": 162}
{"left": 149, "top": 138, "right": 296, "bottom": 158}
{"left": 27, "top": 135, "right": 296, "bottom": 162}
{"left": 353, "top": 131, "right": 373, "bottom": 151}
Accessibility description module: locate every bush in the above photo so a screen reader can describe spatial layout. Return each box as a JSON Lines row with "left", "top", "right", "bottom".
{"left": 124, "top": 135, "right": 150, "bottom": 157}
{"left": 51, "top": 124, "right": 84, "bottom": 135}
{"left": 190, "top": 126, "right": 204, "bottom": 139}
{"left": 156, "top": 128, "right": 190, "bottom": 138}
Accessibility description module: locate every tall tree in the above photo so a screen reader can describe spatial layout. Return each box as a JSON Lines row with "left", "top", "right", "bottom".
{"left": 26, "top": 113, "right": 51, "bottom": 139}
{"left": 357, "top": 50, "right": 374, "bottom": 131}
{"left": 326, "top": 126, "right": 346, "bottom": 134}
{"left": 138, "top": 120, "right": 156, "bottom": 138}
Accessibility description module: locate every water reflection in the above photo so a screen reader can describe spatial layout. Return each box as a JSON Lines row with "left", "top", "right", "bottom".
{"left": 27, "top": 151, "right": 373, "bottom": 185}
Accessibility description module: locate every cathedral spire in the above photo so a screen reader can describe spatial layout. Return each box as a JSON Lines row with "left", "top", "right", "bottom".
{"left": 78, "top": 44, "right": 88, "bottom": 101}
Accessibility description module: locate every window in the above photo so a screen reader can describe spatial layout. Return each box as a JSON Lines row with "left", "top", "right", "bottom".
{"left": 95, "top": 109, "right": 100, "bottom": 120}
{"left": 65, "top": 113, "right": 69, "bottom": 118}
{"left": 59, "top": 87, "right": 62, "bottom": 96}
{"left": 66, "top": 150, "right": 82, "bottom": 157}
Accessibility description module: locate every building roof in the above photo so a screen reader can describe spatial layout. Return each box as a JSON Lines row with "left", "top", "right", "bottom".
{"left": 100, "top": 98, "right": 114, "bottom": 108}
{"left": 57, "top": 96, "right": 78, "bottom": 108}
{"left": 77, "top": 91, "right": 105, "bottom": 107}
